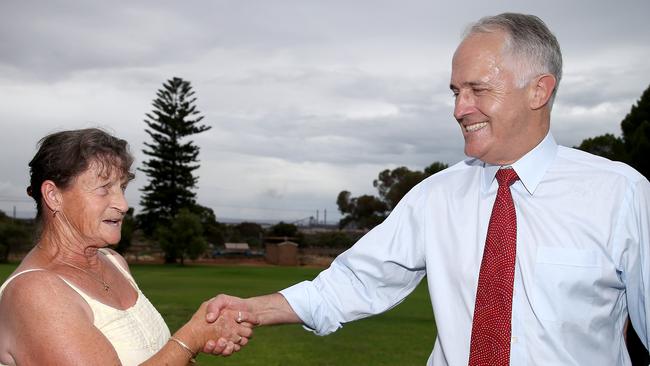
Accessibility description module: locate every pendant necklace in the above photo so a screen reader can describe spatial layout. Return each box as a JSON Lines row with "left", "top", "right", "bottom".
{"left": 58, "top": 258, "right": 110, "bottom": 292}
{"left": 36, "top": 243, "right": 110, "bottom": 292}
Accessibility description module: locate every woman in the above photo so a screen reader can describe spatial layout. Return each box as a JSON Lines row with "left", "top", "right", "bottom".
{"left": 0, "top": 128, "right": 255, "bottom": 365}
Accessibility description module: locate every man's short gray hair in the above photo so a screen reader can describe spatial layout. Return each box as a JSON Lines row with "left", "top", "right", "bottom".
{"left": 465, "top": 13, "right": 563, "bottom": 106}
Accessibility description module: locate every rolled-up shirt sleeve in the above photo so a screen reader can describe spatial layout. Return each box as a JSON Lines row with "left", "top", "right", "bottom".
{"left": 280, "top": 184, "right": 428, "bottom": 336}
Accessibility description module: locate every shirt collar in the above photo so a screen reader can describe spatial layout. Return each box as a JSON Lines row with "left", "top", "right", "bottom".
{"left": 481, "top": 132, "right": 558, "bottom": 195}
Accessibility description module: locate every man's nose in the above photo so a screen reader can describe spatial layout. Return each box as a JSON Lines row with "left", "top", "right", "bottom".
{"left": 453, "top": 90, "right": 475, "bottom": 121}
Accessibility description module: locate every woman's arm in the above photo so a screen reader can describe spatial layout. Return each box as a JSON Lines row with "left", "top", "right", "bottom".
{"left": 1, "top": 271, "right": 255, "bottom": 365}
{"left": 2, "top": 271, "right": 122, "bottom": 365}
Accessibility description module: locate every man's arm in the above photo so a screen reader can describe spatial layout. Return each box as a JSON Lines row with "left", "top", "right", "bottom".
{"left": 623, "top": 177, "right": 650, "bottom": 350}
{"left": 206, "top": 293, "right": 301, "bottom": 326}
{"left": 205, "top": 182, "right": 429, "bottom": 341}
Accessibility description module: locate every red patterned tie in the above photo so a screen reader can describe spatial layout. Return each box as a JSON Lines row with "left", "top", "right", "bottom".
{"left": 468, "top": 168, "right": 519, "bottom": 366}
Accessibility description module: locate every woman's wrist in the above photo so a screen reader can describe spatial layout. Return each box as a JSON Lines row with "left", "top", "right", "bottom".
{"left": 172, "top": 326, "right": 201, "bottom": 358}
{"left": 168, "top": 336, "right": 197, "bottom": 364}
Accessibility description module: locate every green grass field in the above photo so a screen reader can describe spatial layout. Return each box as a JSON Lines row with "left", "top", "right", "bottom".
{"left": 1, "top": 263, "right": 436, "bottom": 365}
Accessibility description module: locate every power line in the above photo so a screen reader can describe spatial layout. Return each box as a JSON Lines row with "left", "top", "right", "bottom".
{"left": 0, "top": 196, "right": 32, "bottom": 203}
{"left": 207, "top": 203, "right": 332, "bottom": 213}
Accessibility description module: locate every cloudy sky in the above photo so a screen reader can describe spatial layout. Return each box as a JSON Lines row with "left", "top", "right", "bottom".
{"left": 1, "top": 0, "right": 649, "bottom": 223}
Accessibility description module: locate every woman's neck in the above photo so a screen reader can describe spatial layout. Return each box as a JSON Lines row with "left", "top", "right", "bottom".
{"left": 37, "top": 225, "right": 102, "bottom": 268}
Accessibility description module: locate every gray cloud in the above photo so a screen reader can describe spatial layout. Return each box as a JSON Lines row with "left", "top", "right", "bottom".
{"left": 1, "top": 0, "right": 649, "bottom": 221}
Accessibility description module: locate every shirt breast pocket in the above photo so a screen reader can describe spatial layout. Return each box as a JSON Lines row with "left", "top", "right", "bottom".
{"left": 533, "top": 246, "right": 601, "bottom": 323}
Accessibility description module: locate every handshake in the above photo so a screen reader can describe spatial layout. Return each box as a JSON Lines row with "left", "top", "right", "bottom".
{"left": 178, "top": 292, "right": 300, "bottom": 358}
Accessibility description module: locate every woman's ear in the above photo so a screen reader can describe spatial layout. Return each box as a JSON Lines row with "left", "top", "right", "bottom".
{"left": 529, "top": 74, "right": 557, "bottom": 110}
{"left": 41, "top": 180, "right": 62, "bottom": 214}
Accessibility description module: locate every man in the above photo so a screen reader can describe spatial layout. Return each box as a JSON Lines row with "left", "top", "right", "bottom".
{"left": 205, "top": 13, "right": 650, "bottom": 365}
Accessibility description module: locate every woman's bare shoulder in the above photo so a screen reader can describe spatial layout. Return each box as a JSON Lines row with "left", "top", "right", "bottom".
{"left": 0, "top": 269, "right": 91, "bottom": 320}
{"left": 0, "top": 269, "right": 122, "bottom": 365}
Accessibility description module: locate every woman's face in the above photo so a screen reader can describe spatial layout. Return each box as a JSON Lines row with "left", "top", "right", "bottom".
{"left": 59, "top": 161, "right": 129, "bottom": 246}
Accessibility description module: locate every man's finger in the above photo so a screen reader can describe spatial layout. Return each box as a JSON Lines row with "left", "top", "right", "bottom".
{"left": 205, "top": 295, "right": 228, "bottom": 323}
{"left": 206, "top": 311, "right": 218, "bottom": 323}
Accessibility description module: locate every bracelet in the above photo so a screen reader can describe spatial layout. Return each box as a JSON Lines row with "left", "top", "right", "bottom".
{"left": 169, "top": 336, "right": 197, "bottom": 364}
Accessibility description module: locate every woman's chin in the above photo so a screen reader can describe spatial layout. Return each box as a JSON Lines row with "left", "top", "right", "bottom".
{"left": 100, "top": 236, "right": 121, "bottom": 246}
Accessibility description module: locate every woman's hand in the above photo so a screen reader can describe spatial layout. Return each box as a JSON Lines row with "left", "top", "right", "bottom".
{"left": 174, "top": 300, "right": 258, "bottom": 358}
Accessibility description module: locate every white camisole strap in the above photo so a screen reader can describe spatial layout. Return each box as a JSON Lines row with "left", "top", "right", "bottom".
{"left": 98, "top": 248, "right": 140, "bottom": 290}
{"left": 0, "top": 269, "right": 46, "bottom": 300}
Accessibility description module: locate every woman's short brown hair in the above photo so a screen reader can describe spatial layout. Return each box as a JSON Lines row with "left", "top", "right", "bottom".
{"left": 28, "top": 128, "right": 135, "bottom": 219}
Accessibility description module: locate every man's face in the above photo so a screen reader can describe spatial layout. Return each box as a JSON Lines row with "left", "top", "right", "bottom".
{"left": 450, "top": 31, "right": 533, "bottom": 165}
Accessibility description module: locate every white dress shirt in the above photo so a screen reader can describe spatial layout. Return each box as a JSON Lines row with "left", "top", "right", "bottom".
{"left": 280, "top": 133, "right": 650, "bottom": 365}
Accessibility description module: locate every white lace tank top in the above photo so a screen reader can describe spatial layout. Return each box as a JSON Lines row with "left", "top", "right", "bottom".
{"left": 0, "top": 250, "right": 171, "bottom": 365}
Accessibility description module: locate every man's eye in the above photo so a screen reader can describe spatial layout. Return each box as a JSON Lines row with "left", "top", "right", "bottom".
{"left": 473, "top": 88, "right": 488, "bottom": 95}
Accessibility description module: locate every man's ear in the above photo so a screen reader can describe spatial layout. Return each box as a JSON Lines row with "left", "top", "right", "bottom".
{"left": 529, "top": 74, "right": 557, "bottom": 110}
{"left": 41, "top": 180, "right": 62, "bottom": 213}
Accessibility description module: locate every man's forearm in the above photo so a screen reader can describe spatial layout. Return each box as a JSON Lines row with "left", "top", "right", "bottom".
{"left": 248, "top": 293, "right": 302, "bottom": 326}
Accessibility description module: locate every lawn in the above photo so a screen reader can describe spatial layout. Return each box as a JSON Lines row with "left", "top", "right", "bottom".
{"left": 1, "top": 263, "right": 436, "bottom": 365}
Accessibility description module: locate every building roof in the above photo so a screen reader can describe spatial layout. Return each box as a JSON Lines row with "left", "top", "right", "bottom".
{"left": 278, "top": 241, "right": 298, "bottom": 247}
{"left": 224, "top": 243, "right": 250, "bottom": 250}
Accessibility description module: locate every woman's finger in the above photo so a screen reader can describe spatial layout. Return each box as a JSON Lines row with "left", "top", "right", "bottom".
{"left": 221, "top": 341, "right": 235, "bottom": 357}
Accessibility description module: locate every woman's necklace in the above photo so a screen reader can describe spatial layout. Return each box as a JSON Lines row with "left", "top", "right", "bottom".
{"left": 58, "top": 258, "right": 111, "bottom": 292}
{"left": 36, "top": 243, "right": 111, "bottom": 292}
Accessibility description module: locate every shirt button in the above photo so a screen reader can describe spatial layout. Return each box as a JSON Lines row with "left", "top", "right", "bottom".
{"left": 511, "top": 336, "right": 518, "bottom": 344}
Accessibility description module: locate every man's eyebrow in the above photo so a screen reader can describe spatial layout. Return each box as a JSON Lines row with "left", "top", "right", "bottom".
{"left": 468, "top": 81, "right": 489, "bottom": 88}
{"left": 450, "top": 81, "right": 490, "bottom": 90}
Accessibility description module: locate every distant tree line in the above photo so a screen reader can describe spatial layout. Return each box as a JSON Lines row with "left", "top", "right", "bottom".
{"left": 0, "top": 211, "right": 32, "bottom": 262}
{"left": 576, "top": 84, "right": 650, "bottom": 178}
{"left": 336, "top": 162, "right": 448, "bottom": 229}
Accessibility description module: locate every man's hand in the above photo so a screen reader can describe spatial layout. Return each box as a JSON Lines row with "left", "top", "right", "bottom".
{"left": 205, "top": 294, "right": 252, "bottom": 323}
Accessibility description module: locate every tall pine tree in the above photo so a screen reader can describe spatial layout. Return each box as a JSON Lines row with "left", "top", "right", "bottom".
{"left": 138, "top": 77, "right": 211, "bottom": 255}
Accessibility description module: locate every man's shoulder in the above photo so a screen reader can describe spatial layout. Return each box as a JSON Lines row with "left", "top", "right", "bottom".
{"left": 408, "top": 158, "right": 481, "bottom": 196}
{"left": 423, "top": 158, "right": 481, "bottom": 182}
{"left": 556, "top": 146, "right": 646, "bottom": 184}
